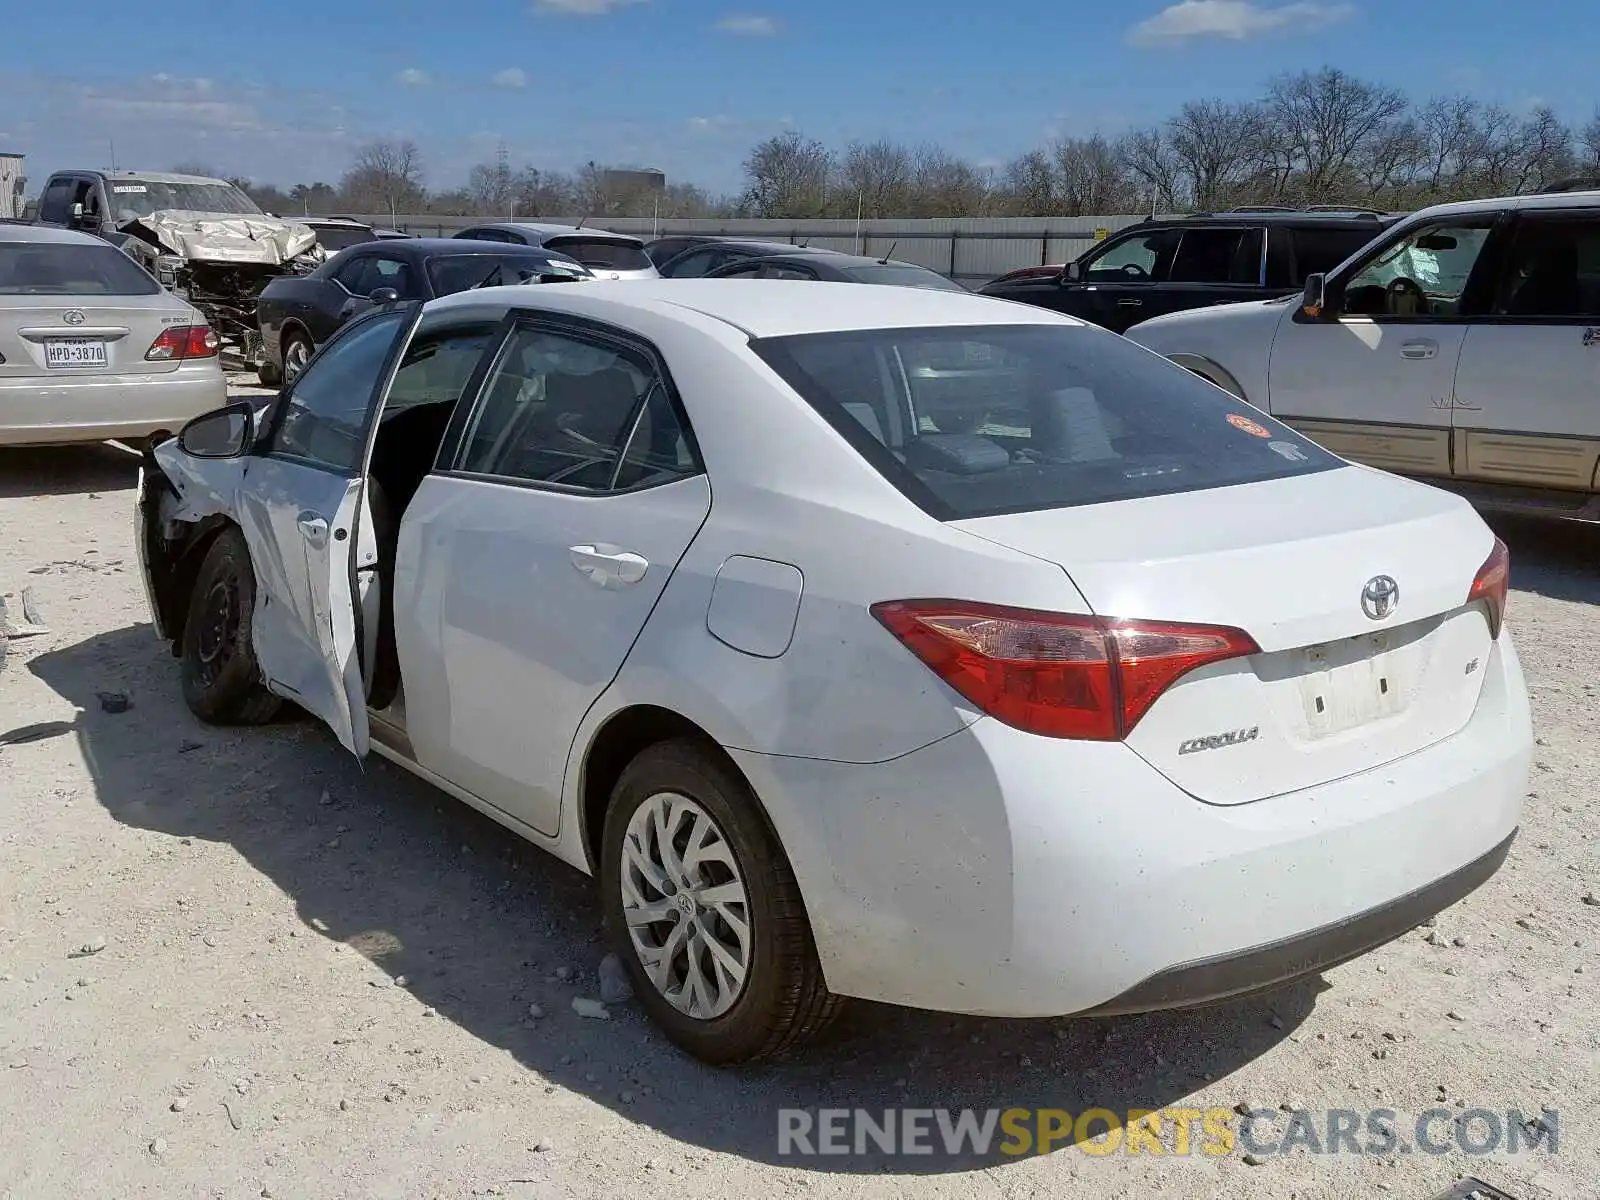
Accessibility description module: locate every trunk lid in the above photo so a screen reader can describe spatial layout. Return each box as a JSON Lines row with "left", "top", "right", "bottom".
{"left": 953, "top": 465, "right": 1498, "bottom": 805}
{"left": 0, "top": 294, "right": 191, "bottom": 377}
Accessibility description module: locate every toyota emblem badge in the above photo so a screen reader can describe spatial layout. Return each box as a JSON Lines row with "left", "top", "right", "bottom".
{"left": 1361, "top": 575, "right": 1400, "bottom": 621}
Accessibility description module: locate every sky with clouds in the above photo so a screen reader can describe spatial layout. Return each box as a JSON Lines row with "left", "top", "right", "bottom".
{"left": 0, "top": 0, "right": 1590, "bottom": 195}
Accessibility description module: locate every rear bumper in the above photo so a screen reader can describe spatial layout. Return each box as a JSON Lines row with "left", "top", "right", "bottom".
{"left": 1081, "top": 827, "right": 1515, "bottom": 1015}
{"left": 0, "top": 366, "right": 227, "bottom": 446}
{"left": 732, "top": 629, "right": 1532, "bottom": 1017}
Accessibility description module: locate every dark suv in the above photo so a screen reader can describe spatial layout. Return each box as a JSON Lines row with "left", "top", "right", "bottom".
{"left": 979, "top": 209, "right": 1400, "bottom": 333}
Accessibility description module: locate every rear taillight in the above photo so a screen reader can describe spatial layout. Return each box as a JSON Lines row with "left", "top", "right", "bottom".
{"left": 146, "top": 325, "right": 220, "bottom": 361}
{"left": 871, "top": 600, "right": 1259, "bottom": 741}
{"left": 1467, "top": 537, "right": 1509, "bottom": 639}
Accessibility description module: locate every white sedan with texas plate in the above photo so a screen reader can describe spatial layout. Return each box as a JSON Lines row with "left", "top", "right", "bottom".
{"left": 134, "top": 280, "right": 1532, "bottom": 1063}
{"left": 1, "top": 224, "right": 226, "bottom": 447}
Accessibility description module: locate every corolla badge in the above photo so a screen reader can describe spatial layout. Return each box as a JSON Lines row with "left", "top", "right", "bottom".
{"left": 62, "top": 309, "right": 86, "bottom": 326}
{"left": 1361, "top": 575, "right": 1400, "bottom": 621}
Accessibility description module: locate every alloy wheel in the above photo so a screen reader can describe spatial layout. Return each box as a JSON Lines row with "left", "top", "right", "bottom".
{"left": 284, "top": 338, "right": 311, "bottom": 382}
{"left": 619, "top": 792, "right": 752, "bottom": 1019}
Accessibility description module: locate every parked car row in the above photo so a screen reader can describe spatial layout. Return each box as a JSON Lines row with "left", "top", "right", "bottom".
{"left": 253, "top": 223, "right": 969, "bottom": 385}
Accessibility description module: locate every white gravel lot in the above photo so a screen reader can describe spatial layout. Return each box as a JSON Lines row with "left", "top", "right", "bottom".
{"left": 1, "top": 382, "right": 1597, "bottom": 1199}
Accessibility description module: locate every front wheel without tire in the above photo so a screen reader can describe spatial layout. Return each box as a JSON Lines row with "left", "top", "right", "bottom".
{"left": 600, "top": 739, "right": 843, "bottom": 1064}
{"left": 179, "top": 528, "right": 282, "bottom": 725}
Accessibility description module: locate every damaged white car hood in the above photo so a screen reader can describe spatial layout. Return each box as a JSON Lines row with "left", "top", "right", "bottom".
{"left": 125, "top": 210, "right": 319, "bottom": 266}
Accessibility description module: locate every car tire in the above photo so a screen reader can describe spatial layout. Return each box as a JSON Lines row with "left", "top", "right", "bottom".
{"left": 281, "top": 331, "right": 313, "bottom": 384}
{"left": 179, "top": 528, "right": 282, "bottom": 725}
{"left": 600, "top": 738, "right": 843, "bottom": 1064}
{"left": 257, "top": 358, "right": 283, "bottom": 388}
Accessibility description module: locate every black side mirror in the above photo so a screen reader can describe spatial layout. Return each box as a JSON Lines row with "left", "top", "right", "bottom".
{"left": 1060, "top": 261, "right": 1083, "bottom": 285}
{"left": 369, "top": 287, "right": 400, "bottom": 305}
{"left": 177, "top": 401, "right": 256, "bottom": 459}
{"left": 1301, "top": 272, "right": 1327, "bottom": 318}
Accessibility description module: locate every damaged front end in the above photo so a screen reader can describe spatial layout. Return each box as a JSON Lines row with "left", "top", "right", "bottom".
{"left": 135, "top": 418, "right": 261, "bottom": 650}
{"left": 120, "top": 210, "right": 324, "bottom": 358}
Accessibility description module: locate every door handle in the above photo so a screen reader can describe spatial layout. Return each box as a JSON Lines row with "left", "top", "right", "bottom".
{"left": 1117, "top": 298, "right": 1144, "bottom": 307}
{"left": 570, "top": 545, "right": 649, "bottom": 587}
{"left": 296, "top": 513, "right": 329, "bottom": 547}
{"left": 1400, "top": 340, "right": 1437, "bottom": 360}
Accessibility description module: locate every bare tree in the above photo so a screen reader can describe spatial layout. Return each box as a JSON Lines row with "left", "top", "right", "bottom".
{"left": 1354, "top": 117, "right": 1424, "bottom": 202}
{"left": 1119, "top": 127, "right": 1185, "bottom": 212}
{"left": 1165, "top": 101, "right": 1266, "bottom": 209}
{"left": 1512, "top": 106, "right": 1576, "bottom": 192}
{"left": 908, "top": 144, "right": 990, "bottom": 217}
{"left": 340, "top": 139, "right": 426, "bottom": 217}
{"left": 740, "top": 132, "right": 833, "bottom": 218}
{"left": 467, "top": 143, "right": 516, "bottom": 216}
{"left": 840, "top": 139, "right": 914, "bottom": 218}
{"left": 1264, "top": 68, "right": 1410, "bottom": 203}
{"left": 1051, "top": 135, "right": 1136, "bottom": 214}
{"left": 1583, "top": 111, "right": 1600, "bottom": 173}
{"left": 995, "top": 150, "right": 1057, "bottom": 216}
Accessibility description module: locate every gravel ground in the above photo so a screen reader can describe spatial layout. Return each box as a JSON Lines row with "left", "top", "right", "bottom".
{"left": 1, "top": 387, "right": 1597, "bottom": 1199}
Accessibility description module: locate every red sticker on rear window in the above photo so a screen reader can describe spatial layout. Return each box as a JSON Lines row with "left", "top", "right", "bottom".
{"left": 1226, "top": 413, "right": 1272, "bottom": 438}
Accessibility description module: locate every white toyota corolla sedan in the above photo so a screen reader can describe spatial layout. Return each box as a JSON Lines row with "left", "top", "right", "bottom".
{"left": 135, "top": 280, "right": 1532, "bottom": 1063}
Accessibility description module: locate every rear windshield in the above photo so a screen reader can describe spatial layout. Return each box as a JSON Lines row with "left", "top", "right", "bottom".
{"left": 426, "top": 253, "right": 590, "bottom": 295}
{"left": 753, "top": 324, "right": 1341, "bottom": 520}
{"left": 0, "top": 241, "right": 161, "bottom": 295}
{"left": 545, "top": 237, "right": 651, "bottom": 271}
{"left": 313, "top": 226, "right": 375, "bottom": 252}
{"left": 844, "top": 264, "right": 967, "bottom": 292}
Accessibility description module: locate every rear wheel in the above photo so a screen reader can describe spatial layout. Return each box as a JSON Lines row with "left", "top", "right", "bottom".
{"left": 600, "top": 739, "right": 842, "bottom": 1064}
{"left": 180, "top": 528, "right": 282, "bottom": 725}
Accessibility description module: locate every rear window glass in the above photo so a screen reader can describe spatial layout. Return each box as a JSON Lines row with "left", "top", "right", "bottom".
{"left": 753, "top": 324, "right": 1341, "bottom": 520}
{"left": 313, "top": 226, "right": 374, "bottom": 252}
{"left": 844, "top": 264, "right": 968, "bottom": 292}
{"left": 545, "top": 237, "right": 651, "bottom": 271}
{"left": 0, "top": 242, "right": 160, "bottom": 295}
{"left": 1169, "top": 228, "right": 1262, "bottom": 284}
{"left": 1289, "top": 227, "right": 1378, "bottom": 280}
{"left": 426, "top": 253, "right": 589, "bottom": 295}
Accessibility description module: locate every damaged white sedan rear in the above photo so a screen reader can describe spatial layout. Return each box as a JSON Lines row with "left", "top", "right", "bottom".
{"left": 136, "top": 280, "right": 1533, "bottom": 1065}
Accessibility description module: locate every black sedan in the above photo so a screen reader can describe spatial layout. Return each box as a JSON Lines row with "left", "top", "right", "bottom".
{"left": 255, "top": 238, "right": 589, "bottom": 386}
{"left": 702, "top": 250, "right": 966, "bottom": 291}
{"left": 655, "top": 238, "right": 842, "bottom": 278}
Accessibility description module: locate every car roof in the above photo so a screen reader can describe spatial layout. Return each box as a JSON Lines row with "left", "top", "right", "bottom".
{"left": 732, "top": 251, "right": 934, "bottom": 271}
{"left": 427, "top": 278, "right": 1075, "bottom": 338}
{"left": 1139, "top": 211, "right": 1397, "bottom": 228}
{"left": 470, "top": 222, "right": 644, "bottom": 243}
{"left": 92, "top": 169, "right": 233, "bottom": 186}
{"left": 303, "top": 216, "right": 371, "bottom": 228}
{"left": 357, "top": 237, "right": 576, "bottom": 257}
{"left": 0, "top": 223, "right": 109, "bottom": 246}
{"left": 1402, "top": 188, "right": 1600, "bottom": 220}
